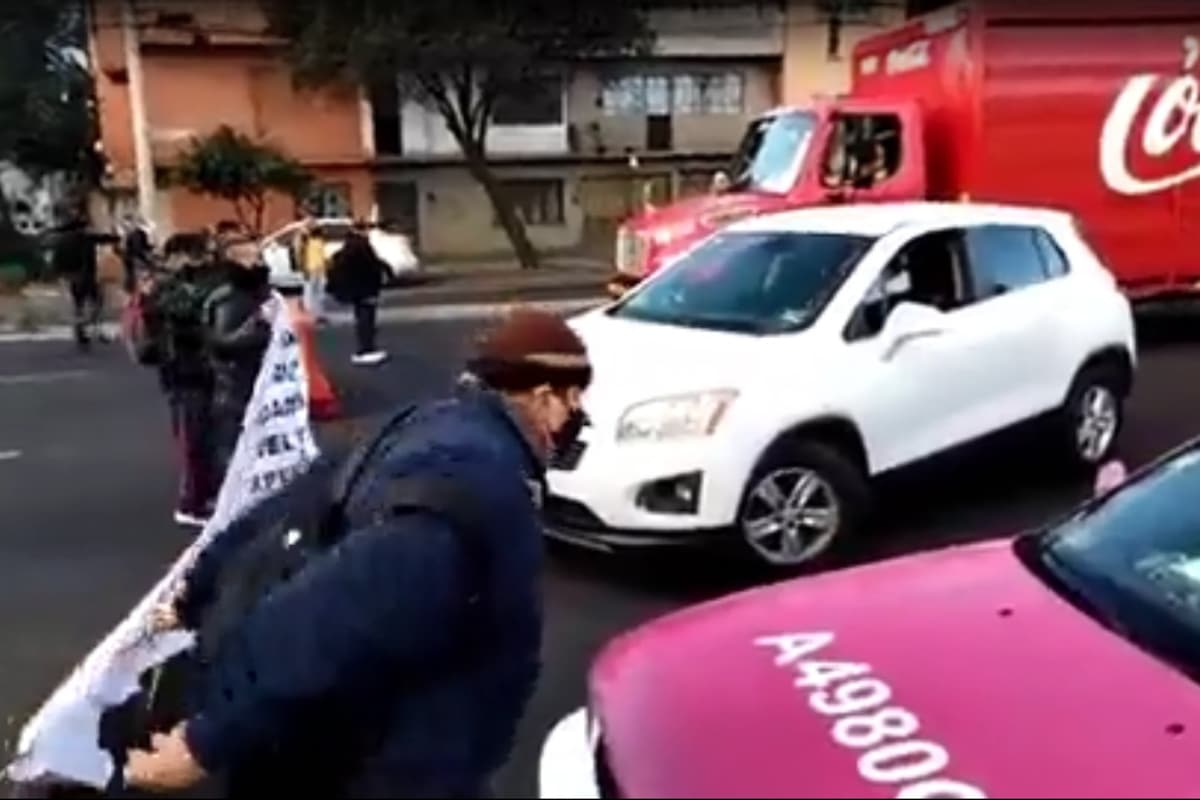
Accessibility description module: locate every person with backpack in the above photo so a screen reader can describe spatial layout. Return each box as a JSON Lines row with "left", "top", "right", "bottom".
{"left": 125, "top": 308, "right": 593, "bottom": 798}
{"left": 141, "top": 232, "right": 226, "bottom": 527}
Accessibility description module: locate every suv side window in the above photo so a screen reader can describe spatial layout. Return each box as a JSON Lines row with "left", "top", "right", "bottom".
{"left": 1032, "top": 228, "right": 1070, "bottom": 278}
{"left": 966, "top": 225, "right": 1059, "bottom": 299}
{"left": 845, "top": 229, "right": 970, "bottom": 341}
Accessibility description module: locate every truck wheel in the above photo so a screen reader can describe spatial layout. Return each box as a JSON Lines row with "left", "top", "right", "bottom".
{"left": 737, "top": 440, "right": 872, "bottom": 571}
{"left": 1060, "top": 365, "right": 1125, "bottom": 470}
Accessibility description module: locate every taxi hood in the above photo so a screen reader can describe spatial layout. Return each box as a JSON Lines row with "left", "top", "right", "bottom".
{"left": 591, "top": 540, "right": 1200, "bottom": 798}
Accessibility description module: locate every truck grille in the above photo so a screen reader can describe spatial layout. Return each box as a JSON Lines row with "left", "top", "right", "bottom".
{"left": 615, "top": 226, "right": 646, "bottom": 276}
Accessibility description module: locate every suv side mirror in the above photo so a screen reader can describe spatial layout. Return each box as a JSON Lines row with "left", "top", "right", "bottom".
{"left": 881, "top": 301, "right": 944, "bottom": 360}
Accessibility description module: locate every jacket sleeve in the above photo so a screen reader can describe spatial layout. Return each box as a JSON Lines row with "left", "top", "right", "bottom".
{"left": 183, "top": 514, "right": 470, "bottom": 772}
{"left": 206, "top": 293, "right": 270, "bottom": 358}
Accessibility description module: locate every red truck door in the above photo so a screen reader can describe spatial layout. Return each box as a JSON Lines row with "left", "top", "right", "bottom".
{"left": 811, "top": 99, "right": 929, "bottom": 205}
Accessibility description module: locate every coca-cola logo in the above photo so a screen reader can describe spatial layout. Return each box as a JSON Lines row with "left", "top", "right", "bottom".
{"left": 1100, "top": 35, "right": 1200, "bottom": 195}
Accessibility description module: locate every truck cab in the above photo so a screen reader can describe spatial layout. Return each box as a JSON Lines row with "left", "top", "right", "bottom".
{"left": 610, "top": 99, "right": 928, "bottom": 294}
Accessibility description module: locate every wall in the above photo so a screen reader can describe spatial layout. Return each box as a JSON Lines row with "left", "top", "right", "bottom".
{"left": 649, "top": 4, "right": 785, "bottom": 57}
{"left": 140, "top": 50, "right": 365, "bottom": 165}
{"left": 399, "top": 98, "right": 569, "bottom": 157}
{"left": 399, "top": 165, "right": 585, "bottom": 258}
{"left": 781, "top": 1, "right": 906, "bottom": 102}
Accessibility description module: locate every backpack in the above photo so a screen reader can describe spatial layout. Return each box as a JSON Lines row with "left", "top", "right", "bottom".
{"left": 194, "top": 404, "right": 487, "bottom": 661}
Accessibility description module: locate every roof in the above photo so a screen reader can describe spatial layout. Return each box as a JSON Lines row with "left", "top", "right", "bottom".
{"left": 728, "top": 201, "right": 1075, "bottom": 238}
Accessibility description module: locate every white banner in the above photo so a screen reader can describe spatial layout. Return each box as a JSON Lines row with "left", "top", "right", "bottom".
{"left": 4, "top": 293, "right": 320, "bottom": 789}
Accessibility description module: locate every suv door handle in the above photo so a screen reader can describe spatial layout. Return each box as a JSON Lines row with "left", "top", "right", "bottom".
{"left": 883, "top": 328, "right": 944, "bottom": 361}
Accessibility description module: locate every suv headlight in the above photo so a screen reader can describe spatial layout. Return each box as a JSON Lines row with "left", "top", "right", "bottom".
{"left": 617, "top": 390, "right": 738, "bottom": 443}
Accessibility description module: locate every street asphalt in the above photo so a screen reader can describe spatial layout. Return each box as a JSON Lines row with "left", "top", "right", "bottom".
{"left": 2, "top": 309, "right": 1200, "bottom": 796}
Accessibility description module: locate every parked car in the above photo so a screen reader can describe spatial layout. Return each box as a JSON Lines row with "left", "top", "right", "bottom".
{"left": 541, "top": 445, "right": 1200, "bottom": 798}
{"left": 545, "top": 202, "right": 1136, "bottom": 568}
{"left": 260, "top": 218, "right": 419, "bottom": 290}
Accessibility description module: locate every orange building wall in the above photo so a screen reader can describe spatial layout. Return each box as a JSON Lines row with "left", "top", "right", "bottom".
{"left": 88, "top": 0, "right": 373, "bottom": 235}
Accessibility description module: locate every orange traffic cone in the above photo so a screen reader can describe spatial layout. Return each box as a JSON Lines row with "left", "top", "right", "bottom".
{"left": 287, "top": 298, "right": 342, "bottom": 421}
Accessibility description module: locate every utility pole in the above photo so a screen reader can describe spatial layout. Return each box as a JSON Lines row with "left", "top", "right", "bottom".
{"left": 121, "top": 0, "right": 154, "bottom": 225}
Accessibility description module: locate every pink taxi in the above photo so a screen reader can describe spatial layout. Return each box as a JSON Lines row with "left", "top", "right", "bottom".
{"left": 540, "top": 448, "right": 1200, "bottom": 798}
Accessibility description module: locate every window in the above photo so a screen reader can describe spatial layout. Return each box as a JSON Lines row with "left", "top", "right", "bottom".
{"left": 966, "top": 225, "right": 1055, "bottom": 300}
{"left": 600, "top": 72, "right": 745, "bottom": 116}
{"left": 700, "top": 73, "right": 744, "bottom": 114}
{"left": 370, "top": 81, "right": 402, "bottom": 155}
{"left": 303, "top": 183, "right": 352, "bottom": 218}
{"left": 1033, "top": 228, "right": 1070, "bottom": 278}
{"left": 498, "top": 179, "right": 564, "bottom": 226}
{"left": 846, "top": 229, "right": 969, "bottom": 340}
{"left": 492, "top": 74, "right": 564, "bottom": 125}
{"left": 610, "top": 231, "right": 873, "bottom": 335}
{"left": 647, "top": 115, "right": 673, "bottom": 151}
{"left": 822, "top": 113, "right": 903, "bottom": 191}
{"left": 601, "top": 76, "right": 644, "bottom": 116}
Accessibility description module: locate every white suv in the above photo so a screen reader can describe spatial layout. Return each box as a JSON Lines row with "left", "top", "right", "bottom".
{"left": 546, "top": 202, "right": 1136, "bottom": 568}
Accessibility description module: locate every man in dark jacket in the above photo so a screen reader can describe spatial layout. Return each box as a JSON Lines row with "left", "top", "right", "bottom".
{"left": 126, "top": 309, "right": 592, "bottom": 798}
{"left": 204, "top": 235, "right": 272, "bottom": 484}
{"left": 51, "top": 217, "right": 117, "bottom": 351}
{"left": 142, "top": 232, "right": 226, "bottom": 527}
{"left": 329, "top": 221, "right": 390, "bottom": 366}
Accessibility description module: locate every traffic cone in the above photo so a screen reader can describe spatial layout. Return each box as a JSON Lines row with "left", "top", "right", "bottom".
{"left": 286, "top": 298, "right": 342, "bottom": 421}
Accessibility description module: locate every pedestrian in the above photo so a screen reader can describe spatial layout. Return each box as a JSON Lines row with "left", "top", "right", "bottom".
{"left": 140, "top": 232, "right": 226, "bottom": 528}
{"left": 125, "top": 308, "right": 593, "bottom": 798}
{"left": 300, "top": 218, "right": 329, "bottom": 323}
{"left": 51, "top": 215, "right": 112, "bottom": 351}
{"left": 203, "top": 233, "right": 272, "bottom": 485}
{"left": 328, "top": 220, "right": 390, "bottom": 366}
{"left": 121, "top": 214, "right": 154, "bottom": 294}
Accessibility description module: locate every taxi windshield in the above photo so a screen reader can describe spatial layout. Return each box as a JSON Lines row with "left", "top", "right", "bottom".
{"left": 608, "top": 230, "right": 871, "bottom": 335}
{"left": 728, "top": 111, "right": 817, "bottom": 195}
{"left": 1019, "top": 445, "right": 1200, "bottom": 678}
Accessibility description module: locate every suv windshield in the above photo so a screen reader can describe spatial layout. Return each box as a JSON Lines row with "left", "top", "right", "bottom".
{"left": 1018, "top": 445, "right": 1200, "bottom": 680}
{"left": 609, "top": 230, "right": 871, "bottom": 335}
{"left": 729, "top": 111, "right": 817, "bottom": 194}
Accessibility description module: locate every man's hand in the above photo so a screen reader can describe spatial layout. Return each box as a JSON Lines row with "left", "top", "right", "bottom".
{"left": 125, "top": 724, "right": 207, "bottom": 792}
{"left": 149, "top": 601, "right": 181, "bottom": 632}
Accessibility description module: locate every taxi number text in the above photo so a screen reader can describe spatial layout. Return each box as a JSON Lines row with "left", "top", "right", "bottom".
{"left": 756, "top": 632, "right": 986, "bottom": 799}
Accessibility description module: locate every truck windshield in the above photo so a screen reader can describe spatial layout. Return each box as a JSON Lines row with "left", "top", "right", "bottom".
{"left": 608, "top": 230, "right": 871, "bottom": 335}
{"left": 1016, "top": 445, "right": 1200, "bottom": 683}
{"left": 729, "top": 111, "right": 816, "bottom": 195}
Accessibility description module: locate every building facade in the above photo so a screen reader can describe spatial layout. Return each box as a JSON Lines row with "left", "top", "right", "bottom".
{"left": 369, "top": 3, "right": 786, "bottom": 259}
{"left": 88, "top": 0, "right": 374, "bottom": 236}
{"left": 87, "top": 0, "right": 911, "bottom": 255}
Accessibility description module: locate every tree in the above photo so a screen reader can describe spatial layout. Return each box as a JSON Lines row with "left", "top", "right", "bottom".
{"left": 0, "top": 0, "right": 100, "bottom": 180}
{"left": 171, "top": 126, "right": 312, "bottom": 235}
{"left": 264, "top": 0, "right": 654, "bottom": 269}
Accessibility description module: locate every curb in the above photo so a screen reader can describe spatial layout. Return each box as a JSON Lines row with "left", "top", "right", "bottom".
{"left": 0, "top": 297, "right": 605, "bottom": 344}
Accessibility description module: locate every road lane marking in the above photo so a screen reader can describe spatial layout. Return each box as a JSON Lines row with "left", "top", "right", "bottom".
{"left": 0, "top": 369, "right": 92, "bottom": 386}
{"left": 0, "top": 450, "right": 21, "bottom": 461}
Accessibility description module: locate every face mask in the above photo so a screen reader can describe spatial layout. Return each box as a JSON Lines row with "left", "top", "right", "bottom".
{"left": 552, "top": 407, "right": 588, "bottom": 457}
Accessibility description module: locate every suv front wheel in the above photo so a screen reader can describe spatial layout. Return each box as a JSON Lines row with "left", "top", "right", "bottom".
{"left": 737, "top": 440, "right": 871, "bottom": 570}
{"left": 1060, "top": 364, "right": 1126, "bottom": 469}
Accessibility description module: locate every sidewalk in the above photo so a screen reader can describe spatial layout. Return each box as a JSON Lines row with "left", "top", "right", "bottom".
{"left": 0, "top": 258, "right": 610, "bottom": 339}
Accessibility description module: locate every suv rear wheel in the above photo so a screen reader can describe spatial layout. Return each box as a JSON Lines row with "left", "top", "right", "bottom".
{"left": 737, "top": 440, "right": 871, "bottom": 570}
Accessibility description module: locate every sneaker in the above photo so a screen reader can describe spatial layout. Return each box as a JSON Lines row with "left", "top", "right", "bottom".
{"left": 173, "top": 510, "right": 210, "bottom": 528}
{"left": 352, "top": 351, "right": 388, "bottom": 366}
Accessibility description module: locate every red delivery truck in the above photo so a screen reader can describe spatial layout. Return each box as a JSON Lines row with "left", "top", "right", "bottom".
{"left": 610, "top": 0, "right": 1200, "bottom": 301}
